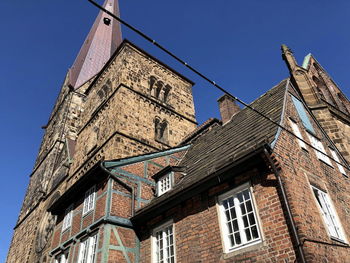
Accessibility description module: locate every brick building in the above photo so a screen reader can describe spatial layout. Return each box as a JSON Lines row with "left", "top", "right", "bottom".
{"left": 6, "top": 0, "right": 350, "bottom": 262}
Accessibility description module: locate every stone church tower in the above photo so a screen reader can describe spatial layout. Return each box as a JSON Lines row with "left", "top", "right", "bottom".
{"left": 282, "top": 45, "right": 350, "bottom": 163}
{"left": 6, "top": 0, "right": 196, "bottom": 262}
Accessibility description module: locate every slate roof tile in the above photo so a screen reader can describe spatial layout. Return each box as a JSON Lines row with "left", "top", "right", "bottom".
{"left": 134, "top": 79, "right": 289, "bottom": 216}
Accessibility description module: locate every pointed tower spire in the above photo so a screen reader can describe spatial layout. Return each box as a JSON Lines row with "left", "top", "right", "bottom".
{"left": 68, "top": 0, "right": 122, "bottom": 89}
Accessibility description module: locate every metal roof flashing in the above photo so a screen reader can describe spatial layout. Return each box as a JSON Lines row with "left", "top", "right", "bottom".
{"left": 302, "top": 53, "right": 312, "bottom": 69}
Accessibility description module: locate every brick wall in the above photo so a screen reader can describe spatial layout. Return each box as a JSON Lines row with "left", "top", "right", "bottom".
{"left": 272, "top": 88, "right": 350, "bottom": 262}
{"left": 137, "top": 169, "right": 296, "bottom": 262}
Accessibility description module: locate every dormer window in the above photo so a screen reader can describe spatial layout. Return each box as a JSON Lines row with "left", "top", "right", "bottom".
{"left": 157, "top": 172, "right": 173, "bottom": 196}
{"left": 152, "top": 166, "right": 186, "bottom": 197}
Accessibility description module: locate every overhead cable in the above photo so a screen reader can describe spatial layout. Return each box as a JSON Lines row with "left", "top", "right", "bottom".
{"left": 86, "top": 0, "right": 349, "bottom": 171}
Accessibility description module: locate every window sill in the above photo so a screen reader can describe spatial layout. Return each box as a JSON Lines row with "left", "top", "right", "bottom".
{"left": 222, "top": 240, "right": 264, "bottom": 259}
{"left": 82, "top": 209, "right": 94, "bottom": 218}
{"left": 61, "top": 227, "right": 71, "bottom": 234}
{"left": 330, "top": 237, "right": 348, "bottom": 245}
{"left": 319, "top": 159, "right": 334, "bottom": 169}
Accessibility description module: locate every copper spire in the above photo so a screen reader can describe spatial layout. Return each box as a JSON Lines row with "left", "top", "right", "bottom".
{"left": 68, "top": 0, "right": 122, "bottom": 89}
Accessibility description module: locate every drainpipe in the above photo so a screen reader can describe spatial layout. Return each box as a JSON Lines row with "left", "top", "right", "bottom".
{"left": 100, "top": 162, "right": 135, "bottom": 217}
{"left": 263, "top": 148, "right": 306, "bottom": 263}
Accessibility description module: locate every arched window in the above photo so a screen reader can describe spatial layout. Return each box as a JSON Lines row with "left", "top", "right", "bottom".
{"left": 150, "top": 76, "right": 157, "bottom": 97}
{"left": 155, "top": 117, "right": 168, "bottom": 143}
{"left": 313, "top": 63, "right": 321, "bottom": 72}
{"left": 163, "top": 85, "right": 172, "bottom": 103}
{"left": 149, "top": 77, "right": 171, "bottom": 104}
{"left": 337, "top": 93, "right": 350, "bottom": 114}
{"left": 312, "top": 76, "right": 336, "bottom": 106}
{"left": 155, "top": 81, "right": 164, "bottom": 99}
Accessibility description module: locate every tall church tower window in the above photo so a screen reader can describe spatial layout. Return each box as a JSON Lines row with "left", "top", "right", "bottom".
{"left": 149, "top": 76, "right": 172, "bottom": 104}
{"left": 155, "top": 117, "right": 169, "bottom": 144}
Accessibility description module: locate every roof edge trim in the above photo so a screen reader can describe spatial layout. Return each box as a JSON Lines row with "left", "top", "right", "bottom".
{"left": 271, "top": 78, "right": 290, "bottom": 149}
{"left": 103, "top": 144, "right": 191, "bottom": 169}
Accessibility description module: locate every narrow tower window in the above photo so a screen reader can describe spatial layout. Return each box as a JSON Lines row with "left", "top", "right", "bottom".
{"left": 163, "top": 85, "right": 172, "bottom": 103}
{"left": 150, "top": 76, "right": 157, "bottom": 97}
{"left": 155, "top": 81, "right": 164, "bottom": 99}
{"left": 155, "top": 118, "right": 169, "bottom": 143}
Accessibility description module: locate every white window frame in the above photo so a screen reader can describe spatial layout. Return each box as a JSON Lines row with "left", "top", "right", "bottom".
{"left": 312, "top": 186, "right": 346, "bottom": 242}
{"left": 82, "top": 186, "right": 96, "bottom": 216}
{"left": 217, "top": 183, "right": 262, "bottom": 253}
{"left": 54, "top": 250, "right": 69, "bottom": 263}
{"left": 77, "top": 233, "right": 98, "bottom": 263}
{"left": 329, "top": 148, "right": 346, "bottom": 175}
{"left": 152, "top": 220, "right": 176, "bottom": 263}
{"left": 62, "top": 204, "right": 73, "bottom": 232}
{"left": 157, "top": 173, "right": 173, "bottom": 196}
{"left": 307, "top": 133, "right": 332, "bottom": 166}
{"left": 289, "top": 118, "right": 307, "bottom": 150}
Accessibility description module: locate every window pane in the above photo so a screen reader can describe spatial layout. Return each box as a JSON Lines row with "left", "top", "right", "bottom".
{"left": 240, "top": 203, "right": 246, "bottom": 214}
{"left": 228, "top": 197, "right": 234, "bottom": 207}
{"left": 242, "top": 215, "right": 248, "bottom": 228}
{"left": 330, "top": 149, "right": 346, "bottom": 175}
{"left": 246, "top": 201, "right": 252, "bottom": 213}
{"left": 243, "top": 190, "right": 250, "bottom": 201}
{"left": 230, "top": 207, "right": 236, "bottom": 219}
{"left": 154, "top": 223, "right": 175, "bottom": 263}
{"left": 220, "top": 186, "right": 261, "bottom": 251}
{"left": 248, "top": 212, "right": 256, "bottom": 225}
{"left": 245, "top": 228, "right": 252, "bottom": 241}
{"left": 251, "top": 225, "right": 259, "bottom": 239}
{"left": 291, "top": 96, "right": 315, "bottom": 133}
{"left": 313, "top": 187, "right": 344, "bottom": 241}
{"left": 227, "top": 222, "right": 233, "bottom": 234}
{"left": 229, "top": 234, "right": 235, "bottom": 247}
{"left": 237, "top": 193, "right": 243, "bottom": 203}
{"left": 234, "top": 232, "right": 241, "bottom": 245}
{"left": 289, "top": 119, "right": 307, "bottom": 149}
{"left": 223, "top": 200, "right": 228, "bottom": 209}
{"left": 232, "top": 219, "right": 239, "bottom": 232}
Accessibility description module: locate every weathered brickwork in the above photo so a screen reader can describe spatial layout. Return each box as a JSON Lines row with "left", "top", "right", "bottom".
{"left": 48, "top": 147, "right": 182, "bottom": 262}
{"left": 137, "top": 169, "right": 296, "bottom": 263}
{"left": 272, "top": 88, "right": 350, "bottom": 262}
{"left": 133, "top": 84, "right": 350, "bottom": 263}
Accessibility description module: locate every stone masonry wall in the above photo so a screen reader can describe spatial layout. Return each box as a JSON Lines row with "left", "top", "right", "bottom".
{"left": 70, "top": 42, "right": 196, "bottom": 184}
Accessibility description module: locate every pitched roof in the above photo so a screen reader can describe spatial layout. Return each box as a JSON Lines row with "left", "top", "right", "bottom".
{"left": 68, "top": 0, "right": 122, "bottom": 89}
{"left": 133, "top": 79, "right": 289, "bottom": 218}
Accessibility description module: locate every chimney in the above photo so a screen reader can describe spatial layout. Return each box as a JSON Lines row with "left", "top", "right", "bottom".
{"left": 217, "top": 94, "right": 240, "bottom": 124}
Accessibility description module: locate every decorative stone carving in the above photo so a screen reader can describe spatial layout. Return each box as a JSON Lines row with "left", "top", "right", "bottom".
{"left": 35, "top": 212, "right": 56, "bottom": 254}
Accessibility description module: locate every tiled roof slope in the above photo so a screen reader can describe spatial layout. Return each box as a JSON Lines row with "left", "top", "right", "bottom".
{"left": 134, "top": 79, "right": 289, "bottom": 216}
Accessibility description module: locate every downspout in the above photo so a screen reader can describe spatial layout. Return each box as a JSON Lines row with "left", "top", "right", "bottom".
{"left": 100, "top": 162, "right": 135, "bottom": 217}
{"left": 263, "top": 148, "right": 306, "bottom": 263}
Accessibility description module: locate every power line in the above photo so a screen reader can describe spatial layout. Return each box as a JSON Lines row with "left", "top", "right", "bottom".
{"left": 87, "top": 0, "right": 349, "bottom": 171}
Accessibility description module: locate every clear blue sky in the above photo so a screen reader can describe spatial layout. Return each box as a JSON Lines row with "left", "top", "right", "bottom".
{"left": 1, "top": 0, "right": 350, "bottom": 261}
